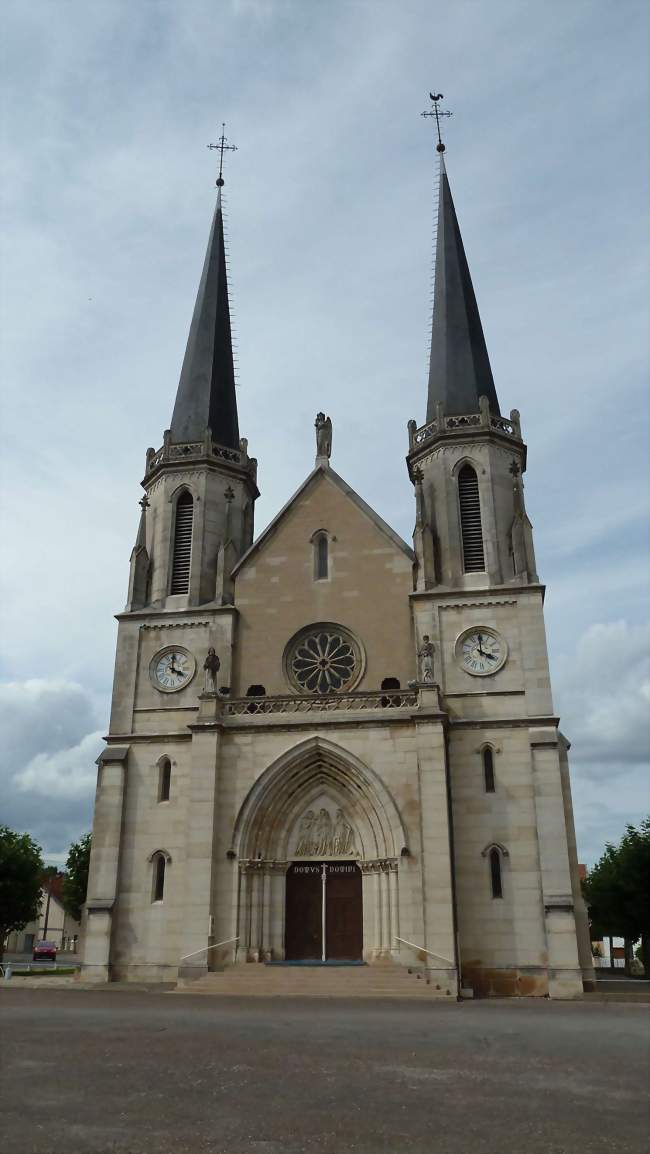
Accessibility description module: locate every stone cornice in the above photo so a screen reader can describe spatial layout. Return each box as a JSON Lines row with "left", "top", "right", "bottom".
{"left": 449, "top": 716, "right": 559, "bottom": 730}
{"left": 410, "top": 583, "right": 546, "bottom": 603}
{"left": 114, "top": 606, "right": 238, "bottom": 624}
{"left": 104, "top": 732, "right": 193, "bottom": 743}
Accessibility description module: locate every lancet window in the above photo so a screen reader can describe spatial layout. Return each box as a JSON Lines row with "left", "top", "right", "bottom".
{"left": 313, "top": 532, "right": 329, "bottom": 581}
{"left": 170, "top": 490, "right": 193, "bottom": 594}
{"left": 482, "top": 747, "right": 495, "bottom": 793}
{"left": 458, "top": 465, "right": 485, "bottom": 572}
{"left": 490, "top": 847, "right": 503, "bottom": 899}
{"left": 158, "top": 757, "right": 171, "bottom": 802}
{"left": 152, "top": 853, "right": 166, "bottom": 903}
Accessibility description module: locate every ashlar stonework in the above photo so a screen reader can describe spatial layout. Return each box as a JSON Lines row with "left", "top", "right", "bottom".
{"left": 82, "top": 148, "right": 593, "bottom": 999}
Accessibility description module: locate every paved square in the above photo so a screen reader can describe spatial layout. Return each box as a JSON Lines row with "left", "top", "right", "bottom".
{"left": 1, "top": 988, "right": 647, "bottom": 1153}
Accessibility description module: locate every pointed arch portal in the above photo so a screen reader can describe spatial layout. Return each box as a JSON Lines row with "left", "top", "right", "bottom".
{"left": 232, "top": 737, "right": 405, "bottom": 962}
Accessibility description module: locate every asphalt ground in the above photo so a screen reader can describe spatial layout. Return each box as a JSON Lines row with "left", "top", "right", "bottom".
{"left": 1, "top": 987, "right": 648, "bottom": 1154}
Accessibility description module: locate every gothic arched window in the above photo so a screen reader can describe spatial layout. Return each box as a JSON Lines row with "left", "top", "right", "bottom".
{"left": 489, "top": 847, "right": 503, "bottom": 899}
{"left": 482, "top": 747, "right": 495, "bottom": 793}
{"left": 314, "top": 532, "right": 329, "bottom": 581}
{"left": 170, "top": 490, "right": 193, "bottom": 594}
{"left": 152, "top": 853, "right": 166, "bottom": 903}
{"left": 458, "top": 465, "right": 485, "bottom": 572}
{"left": 158, "top": 757, "right": 171, "bottom": 802}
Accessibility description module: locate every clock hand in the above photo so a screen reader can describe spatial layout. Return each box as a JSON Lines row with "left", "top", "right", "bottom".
{"left": 477, "top": 633, "right": 485, "bottom": 656}
{"left": 484, "top": 652, "right": 497, "bottom": 661}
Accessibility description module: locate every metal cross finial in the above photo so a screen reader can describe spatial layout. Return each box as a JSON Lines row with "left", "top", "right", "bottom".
{"left": 207, "top": 122, "right": 238, "bottom": 187}
{"left": 421, "top": 92, "right": 453, "bottom": 153}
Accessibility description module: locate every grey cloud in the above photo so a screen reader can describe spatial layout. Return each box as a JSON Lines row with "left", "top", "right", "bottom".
{"left": 0, "top": 0, "right": 648, "bottom": 860}
{"left": 0, "top": 680, "right": 102, "bottom": 858}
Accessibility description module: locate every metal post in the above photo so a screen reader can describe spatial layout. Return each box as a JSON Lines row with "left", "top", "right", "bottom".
{"left": 321, "top": 863, "right": 327, "bottom": 962}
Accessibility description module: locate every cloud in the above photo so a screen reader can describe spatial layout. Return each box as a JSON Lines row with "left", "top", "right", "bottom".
{"left": 0, "top": 0, "right": 648, "bottom": 863}
{"left": 555, "top": 622, "right": 650, "bottom": 768}
{"left": 554, "top": 622, "right": 650, "bottom": 863}
{"left": 14, "top": 730, "right": 104, "bottom": 800}
{"left": 0, "top": 679, "right": 103, "bottom": 859}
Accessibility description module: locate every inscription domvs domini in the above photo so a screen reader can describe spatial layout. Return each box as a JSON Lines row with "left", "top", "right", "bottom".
{"left": 81, "top": 111, "right": 593, "bottom": 999}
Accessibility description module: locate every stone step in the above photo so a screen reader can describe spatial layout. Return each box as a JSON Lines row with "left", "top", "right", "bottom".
{"left": 176, "top": 965, "right": 454, "bottom": 998}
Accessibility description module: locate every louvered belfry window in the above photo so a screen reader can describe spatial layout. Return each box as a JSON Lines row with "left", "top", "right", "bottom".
{"left": 170, "top": 491, "right": 193, "bottom": 594}
{"left": 458, "top": 465, "right": 485, "bottom": 572}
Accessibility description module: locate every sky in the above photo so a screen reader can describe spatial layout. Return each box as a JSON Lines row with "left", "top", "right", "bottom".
{"left": 0, "top": 0, "right": 648, "bottom": 868}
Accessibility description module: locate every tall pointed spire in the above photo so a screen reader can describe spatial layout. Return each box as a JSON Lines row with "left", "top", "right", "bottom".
{"left": 170, "top": 127, "right": 239, "bottom": 448}
{"left": 426, "top": 156, "right": 501, "bottom": 420}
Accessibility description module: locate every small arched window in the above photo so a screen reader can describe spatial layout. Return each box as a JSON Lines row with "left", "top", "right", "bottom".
{"left": 314, "top": 532, "right": 328, "bottom": 581}
{"left": 490, "top": 847, "right": 503, "bottom": 899}
{"left": 170, "top": 490, "right": 193, "bottom": 594}
{"left": 380, "top": 678, "right": 402, "bottom": 708}
{"left": 152, "top": 854, "right": 166, "bottom": 903}
{"left": 246, "top": 685, "right": 266, "bottom": 713}
{"left": 482, "top": 747, "right": 495, "bottom": 793}
{"left": 159, "top": 757, "right": 171, "bottom": 802}
{"left": 458, "top": 465, "right": 485, "bottom": 572}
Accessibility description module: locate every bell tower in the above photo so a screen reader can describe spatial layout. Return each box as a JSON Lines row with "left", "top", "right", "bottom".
{"left": 407, "top": 98, "right": 593, "bottom": 998}
{"left": 132, "top": 127, "right": 258, "bottom": 613}
{"left": 407, "top": 147, "right": 536, "bottom": 593}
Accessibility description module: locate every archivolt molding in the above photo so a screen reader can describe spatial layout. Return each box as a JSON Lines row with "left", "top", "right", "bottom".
{"left": 168, "top": 480, "right": 200, "bottom": 504}
{"left": 481, "top": 842, "right": 509, "bottom": 858}
{"left": 147, "top": 848, "right": 172, "bottom": 864}
{"left": 232, "top": 735, "right": 407, "bottom": 863}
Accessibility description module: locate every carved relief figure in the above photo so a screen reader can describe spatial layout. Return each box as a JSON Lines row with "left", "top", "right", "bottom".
{"left": 315, "top": 412, "right": 332, "bottom": 460}
{"left": 293, "top": 805, "right": 357, "bottom": 857}
{"left": 203, "top": 647, "right": 220, "bottom": 693}
{"left": 295, "top": 810, "right": 316, "bottom": 856}
{"left": 417, "top": 635, "right": 435, "bottom": 682}
{"left": 333, "top": 808, "right": 355, "bottom": 855}
{"left": 314, "top": 807, "right": 333, "bottom": 856}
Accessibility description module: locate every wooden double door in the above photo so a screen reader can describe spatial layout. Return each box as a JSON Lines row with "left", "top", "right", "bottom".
{"left": 285, "top": 862, "right": 363, "bottom": 961}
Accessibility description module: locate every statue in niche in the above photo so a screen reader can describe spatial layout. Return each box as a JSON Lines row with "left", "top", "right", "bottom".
{"left": 315, "top": 412, "right": 332, "bottom": 460}
{"left": 203, "top": 647, "right": 221, "bottom": 693}
{"left": 314, "top": 808, "right": 333, "bottom": 856}
{"left": 417, "top": 635, "right": 435, "bottom": 683}
{"left": 333, "top": 808, "right": 355, "bottom": 855}
{"left": 295, "top": 810, "right": 316, "bottom": 856}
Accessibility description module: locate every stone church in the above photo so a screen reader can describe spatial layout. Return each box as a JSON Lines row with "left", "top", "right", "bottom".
{"left": 82, "top": 136, "right": 594, "bottom": 998}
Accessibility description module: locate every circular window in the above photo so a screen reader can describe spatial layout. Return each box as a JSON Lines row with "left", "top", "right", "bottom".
{"left": 284, "top": 624, "right": 364, "bottom": 695}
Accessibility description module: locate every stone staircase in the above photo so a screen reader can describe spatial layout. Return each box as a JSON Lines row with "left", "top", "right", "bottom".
{"left": 175, "top": 963, "right": 455, "bottom": 999}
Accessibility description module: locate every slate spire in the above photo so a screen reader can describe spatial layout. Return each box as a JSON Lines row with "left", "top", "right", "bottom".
{"left": 170, "top": 185, "right": 240, "bottom": 448}
{"left": 426, "top": 157, "right": 501, "bottom": 420}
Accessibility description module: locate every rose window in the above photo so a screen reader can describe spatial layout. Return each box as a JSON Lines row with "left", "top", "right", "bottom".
{"left": 285, "top": 625, "right": 363, "bottom": 694}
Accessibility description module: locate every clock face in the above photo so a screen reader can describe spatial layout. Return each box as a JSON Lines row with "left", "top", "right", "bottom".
{"left": 456, "top": 628, "right": 507, "bottom": 677}
{"left": 150, "top": 647, "right": 196, "bottom": 693}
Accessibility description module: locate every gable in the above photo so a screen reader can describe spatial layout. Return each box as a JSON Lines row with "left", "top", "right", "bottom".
{"left": 232, "top": 467, "right": 416, "bottom": 696}
{"left": 233, "top": 466, "right": 414, "bottom": 576}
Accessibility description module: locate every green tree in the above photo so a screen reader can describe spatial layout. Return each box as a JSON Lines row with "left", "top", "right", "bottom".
{"left": 0, "top": 827, "right": 44, "bottom": 958}
{"left": 63, "top": 833, "right": 92, "bottom": 923}
{"left": 616, "top": 818, "right": 650, "bottom": 970}
{"left": 584, "top": 818, "right": 650, "bottom": 973}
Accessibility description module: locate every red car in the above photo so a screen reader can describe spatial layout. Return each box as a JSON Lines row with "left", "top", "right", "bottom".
{"left": 33, "top": 941, "right": 57, "bottom": 962}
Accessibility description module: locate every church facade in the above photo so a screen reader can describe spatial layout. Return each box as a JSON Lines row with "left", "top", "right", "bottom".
{"left": 82, "top": 141, "right": 594, "bottom": 998}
